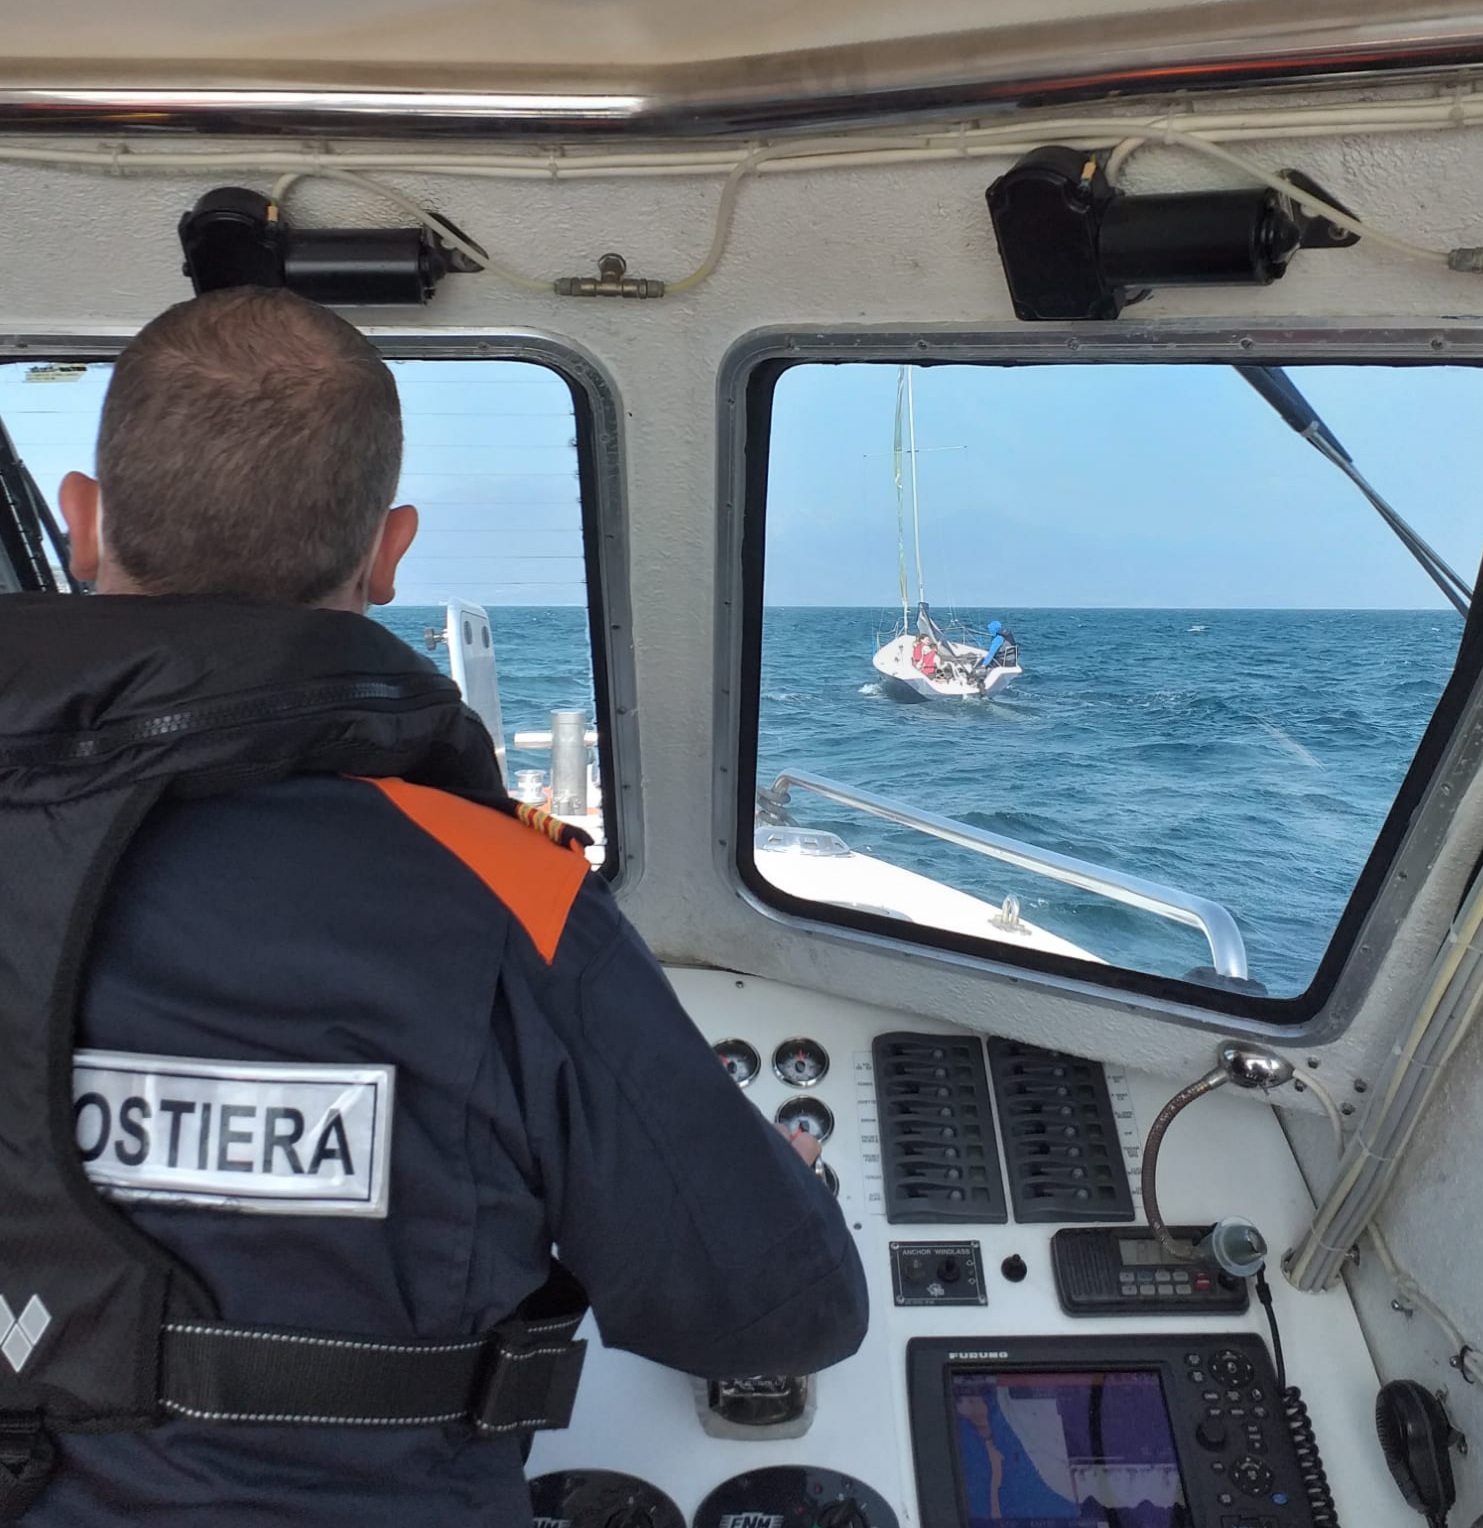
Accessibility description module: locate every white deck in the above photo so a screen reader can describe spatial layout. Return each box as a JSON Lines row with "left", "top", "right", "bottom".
{"left": 755, "top": 828, "right": 1101, "bottom": 963}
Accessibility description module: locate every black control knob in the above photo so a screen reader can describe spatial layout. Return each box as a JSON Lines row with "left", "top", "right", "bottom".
{"left": 816, "top": 1499, "right": 869, "bottom": 1528}
{"left": 606, "top": 1511, "right": 655, "bottom": 1528}
{"left": 1001, "top": 1255, "right": 1028, "bottom": 1283}
{"left": 936, "top": 1258, "right": 961, "bottom": 1284}
{"left": 1195, "top": 1418, "right": 1228, "bottom": 1452}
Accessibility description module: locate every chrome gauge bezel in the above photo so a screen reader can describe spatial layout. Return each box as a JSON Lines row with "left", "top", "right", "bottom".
{"left": 772, "top": 1037, "right": 829, "bottom": 1088}
{"left": 775, "top": 1096, "right": 834, "bottom": 1143}
{"left": 818, "top": 1161, "right": 839, "bottom": 1197}
{"left": 713, "top": 1037, "right": 761, "bottom": 1088}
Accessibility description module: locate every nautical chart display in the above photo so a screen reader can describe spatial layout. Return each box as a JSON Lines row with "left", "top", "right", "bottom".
{"left": 947, "top": 1368, "right": 1186, "bottom": 1527}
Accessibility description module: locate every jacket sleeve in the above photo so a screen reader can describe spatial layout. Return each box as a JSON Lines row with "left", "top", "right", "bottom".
{"left": 521, "top": 881, "right": 869, "bottom": 1379}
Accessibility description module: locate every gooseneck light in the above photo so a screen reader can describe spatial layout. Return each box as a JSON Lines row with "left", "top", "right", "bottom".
{"left": 1140, "top": 1043, "right": 1295, "bottom": 1277}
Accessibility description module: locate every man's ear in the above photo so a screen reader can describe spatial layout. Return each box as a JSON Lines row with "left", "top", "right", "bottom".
{"left": 367, "top": 504, "right": 419, "bottom": 606}
{"left": 58, "top": 472, "right": 101, "bottom": 584}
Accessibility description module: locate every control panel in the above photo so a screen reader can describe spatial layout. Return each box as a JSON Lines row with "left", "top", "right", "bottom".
{"left": 907, "top": 1333, "right": 1314, "bottom": 1527}
{"left": 527, "top": 972, "right": 1396, "bottom": 1528}
{"left": 889, "top": 1241, "right": 987, "bottom": 1308}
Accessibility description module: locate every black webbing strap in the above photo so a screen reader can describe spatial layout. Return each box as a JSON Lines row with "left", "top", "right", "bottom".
{"left": 157, "top": 1270, "right": 587, "bottom": 1435}
{"left": 0, "top": 1415, "right": 54, "bottom": 1522}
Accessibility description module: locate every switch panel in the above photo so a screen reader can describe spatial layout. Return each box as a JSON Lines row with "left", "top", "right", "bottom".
{"left": 889, "top": 1240, "right": 987, "bottom": 1307}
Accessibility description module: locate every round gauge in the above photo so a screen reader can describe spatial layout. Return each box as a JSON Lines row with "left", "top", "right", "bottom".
{"left": 776, "top": 1096, "right": 834, "bottom": 1143}
{"left": 772, "top": 1038, "right": 829, "bottom": 1088}
{"left": 713, "top": 1038, "right": 760, "bottom": 1087}
{"left": 818, "top": 1161, "right": 839, "bottom": 1198}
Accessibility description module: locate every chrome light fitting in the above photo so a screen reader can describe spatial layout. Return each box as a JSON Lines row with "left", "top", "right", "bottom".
{"left": 1141, "top": 1042, "right": 1295, "bottom": 1279}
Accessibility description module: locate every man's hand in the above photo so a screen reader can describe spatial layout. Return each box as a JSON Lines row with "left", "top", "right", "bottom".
{"left": 776, "top": 1122, "right": 822, "bottom": 1168}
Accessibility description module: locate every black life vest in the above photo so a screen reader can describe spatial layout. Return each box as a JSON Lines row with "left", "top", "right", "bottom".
{"left": 0, "top": 595, "right": 589, "bottom": 1522}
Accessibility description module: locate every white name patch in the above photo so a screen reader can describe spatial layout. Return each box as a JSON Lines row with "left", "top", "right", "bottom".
{"left": 73, "top": 1051, "right": 394, "bottom": 1218}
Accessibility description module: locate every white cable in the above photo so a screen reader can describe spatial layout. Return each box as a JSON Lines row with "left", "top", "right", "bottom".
{"left": 1289, "top": 992, "right": 1483, "bottom": 1392}
{"left": 1366, "top": 1223, "right": 1483, "bottom": 1384}
{"left": 1297, "top": 884, "right": 1483, "bottom": 1286}
{"left": 0, "top": 96, "right": 1480, "bottom": 182}
{"left": 0, "top": 94, "right": 1478, "bottom": 292}
{"left": 1288, "top": 874, "right": 1483, "bottom": 1289}
{"left": 1295, "top": 1068, "right": 1346, "bottom": 1155}
{"left": 1104, "top": 137, "right": 1146, "bottom": 185}
{"left": 283, "top": 165, "right": 551, "bottom": 293}
{"left": 667, "top": 144, "right": 781, "bottom": 294}
{"left": 187, "top": 125, "right": 1479, "bottom": 292}
{"left": 1105, "top": 125, "right": 1447, "bottom": 264}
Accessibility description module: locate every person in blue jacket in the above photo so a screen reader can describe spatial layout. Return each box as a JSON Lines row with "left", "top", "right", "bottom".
{"left": 18, "top": 286, "right": 868, "bottom": 1526}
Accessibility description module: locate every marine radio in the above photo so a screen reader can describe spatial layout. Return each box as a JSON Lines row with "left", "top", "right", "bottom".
{"left": 907, "top": 1332, "right": 1330, "bottom": 1528}
{"left": 1051, "top": 1225, "right": 1250, "bottom": 1317}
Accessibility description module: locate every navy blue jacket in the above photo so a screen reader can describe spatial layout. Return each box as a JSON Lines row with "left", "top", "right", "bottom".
{"left": 37, "top": 773, "right": 868, "bottom": 1525}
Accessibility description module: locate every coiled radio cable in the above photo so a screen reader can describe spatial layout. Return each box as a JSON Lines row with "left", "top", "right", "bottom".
{"left": 1255, "top": 1265, "right": 1342, "bottom": 1527}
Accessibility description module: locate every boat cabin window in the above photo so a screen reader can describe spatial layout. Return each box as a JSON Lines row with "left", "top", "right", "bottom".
{"left": 740, "top": 360, "right": 1481, "bottom": 1017}
{"left": 0, "top": 354, "right": 618, "bottom": 873}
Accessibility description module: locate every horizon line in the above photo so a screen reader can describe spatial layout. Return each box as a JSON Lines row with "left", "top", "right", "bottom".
{"left": 390, "top": 601, "right": 1463, "bottom": 614}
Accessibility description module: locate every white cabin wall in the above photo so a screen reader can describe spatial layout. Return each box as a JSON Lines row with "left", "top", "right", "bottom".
{"left": 0, "top": 111, "right": 1479, "bottom": 1067}
{"left": 2, "top": 112, "right": 1476, "bottom": 1077}
{"left": 4, "top": 103, "right": 1483, "bottom": 1494}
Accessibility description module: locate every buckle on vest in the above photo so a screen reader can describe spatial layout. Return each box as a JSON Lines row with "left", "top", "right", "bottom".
{"left": 0, "top": 1414, "right": 55, "bottom": 1523}
{"left": 472, "top": 1330, "right": 586, "bottom": 1437}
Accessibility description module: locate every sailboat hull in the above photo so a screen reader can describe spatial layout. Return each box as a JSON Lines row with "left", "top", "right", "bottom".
{"left": 871, "top": 633, "right": 1021, "bottom": 702}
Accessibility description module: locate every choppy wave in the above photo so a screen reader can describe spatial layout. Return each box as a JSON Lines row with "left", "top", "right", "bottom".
{"left": 378, "top": 603, "right": 1464, "bottom": 1000}
{"left": 752, "top": 606, "right": 1463, "bottom": 998}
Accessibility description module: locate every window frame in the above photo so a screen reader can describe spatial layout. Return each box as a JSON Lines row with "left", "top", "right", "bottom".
{"left": 717, "top": 324, "right": 1483, "bottom": 1031}
{"left": 0, "top": 330, "right": 640, "bottom": 887}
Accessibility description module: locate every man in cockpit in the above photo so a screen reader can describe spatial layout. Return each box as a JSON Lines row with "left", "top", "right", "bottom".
{"left": 10, "top": 287, "right": 868, "bottom": 1526}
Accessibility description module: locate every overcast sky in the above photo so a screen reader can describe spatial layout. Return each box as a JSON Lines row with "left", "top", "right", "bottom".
{"left": 3, "top": 355, "right": 1476, "bottom": 609}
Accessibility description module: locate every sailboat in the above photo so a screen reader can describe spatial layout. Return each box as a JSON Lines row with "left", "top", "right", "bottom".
{"left": 870, "top": 366, "right": 1023, "bottom": 702}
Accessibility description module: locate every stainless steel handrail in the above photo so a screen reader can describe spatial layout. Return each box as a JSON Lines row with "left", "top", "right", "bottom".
{"left": 767, "top": 768, "right": 1248, "bottom": 981}
{"left": 512, "top": 728, "right": 598, "bottom": 751}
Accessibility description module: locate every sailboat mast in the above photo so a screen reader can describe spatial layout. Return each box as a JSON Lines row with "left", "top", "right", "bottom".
{"left": 892, "top": 368, "right": 910, "bottom": 626}
{"left": 906, "top": 366, "right": 926, "bottom": 607}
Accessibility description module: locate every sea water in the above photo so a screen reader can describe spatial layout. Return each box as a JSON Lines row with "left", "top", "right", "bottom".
{"left": 376, "top": 605, "right": 1464, "bottom": 999}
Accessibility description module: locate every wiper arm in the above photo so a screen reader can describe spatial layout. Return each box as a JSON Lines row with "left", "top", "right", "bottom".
{"left": 0, "top": 414, "right": 78, "bottom": 594}
{"left": 1236, "top": 365, "right": 1472, "bottom": 618}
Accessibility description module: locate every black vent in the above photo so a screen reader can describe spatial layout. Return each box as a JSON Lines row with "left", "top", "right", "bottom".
{"left": 872, "top": 1034, "right": 1006, "bottom": 1224}
{"left": 987, "top": 1039, "right": 1134, "bottom": 1224}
